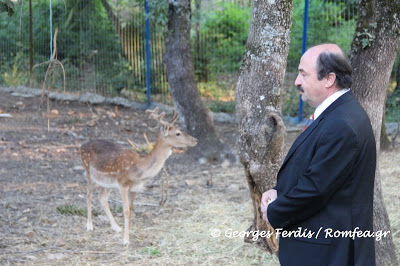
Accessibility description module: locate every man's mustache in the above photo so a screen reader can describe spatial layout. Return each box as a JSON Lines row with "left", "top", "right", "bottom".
{"left": 297, "top": 86, "right": 304, "bottom": 92}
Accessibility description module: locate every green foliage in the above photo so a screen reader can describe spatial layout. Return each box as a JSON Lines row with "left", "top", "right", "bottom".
{"left": 141, "top": 247, "right": 160, "bottom": 255}
{"left": 0, "top": 0, "right": 135, "bottom": 94}
{"left": 386, "top": 96, "right": 400, "bottom": 123}
{"left": 355, "top": 23, "right": 377, "bottom": 49}
{"left": 56, "top": 204, "right": 122, "bottom": 217}
{"left": 0, "top": 0, "right": 16, "bottom": 16}
{"left": 386, "top": 79, "right": 400, "bottom": 123}
{"left": 148, "top": 0, "right": 168, "bottom": 27}
{"left": 56, "top": 204, "right": 99, "bottom": 217}
{"left": 1, "top": 51, "right": 29, "bottom": 86}
{"left": 195, "top": 3, "right": 250, "bottom": 79}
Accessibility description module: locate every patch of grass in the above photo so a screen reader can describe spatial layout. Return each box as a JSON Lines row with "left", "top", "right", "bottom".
{"left": 141, "top": 247, "right": 160, "bottom": 256}
{"left": 110, "top": 205, "right": 123, "bottom": 215}
{"left": 56, "top": 204, "right": 100, "bottom": 217}
{"left": 64, "top": 117, "right": 82, "bottom": 124}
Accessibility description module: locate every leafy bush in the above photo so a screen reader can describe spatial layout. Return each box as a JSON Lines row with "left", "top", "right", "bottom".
{"left": 0, "top": 0, "right": 135, "bottom": 95}
{"left": 194, "top": 3, "right": 250, "bottom": 79}
{"left": 1, "top": 52, "right": 29, "bottom": 86}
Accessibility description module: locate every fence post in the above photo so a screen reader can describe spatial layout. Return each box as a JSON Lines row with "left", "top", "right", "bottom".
{"left": 298, "top": 0, "right": 309, "bottom": 123}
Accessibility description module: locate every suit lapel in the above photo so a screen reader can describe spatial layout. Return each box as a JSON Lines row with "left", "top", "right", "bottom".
{"left": 280, "top": 91, "right": 355, "bottom": 168}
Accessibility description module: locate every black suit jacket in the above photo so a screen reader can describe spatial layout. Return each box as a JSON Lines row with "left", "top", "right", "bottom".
{"left": 267, "top": 91, "right": 376, "bottom": 266}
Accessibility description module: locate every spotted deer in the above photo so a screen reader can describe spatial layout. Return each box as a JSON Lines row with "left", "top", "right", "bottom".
{"left": 80, "top": 108, "right": 197, "bottom": 245}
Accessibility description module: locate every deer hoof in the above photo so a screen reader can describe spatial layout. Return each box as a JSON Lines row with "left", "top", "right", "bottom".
{"left": 87, "top": 222, "right": 93, "bottom": 231}
{"left": 112, "top": 225, "right": 122, "bottom": 233}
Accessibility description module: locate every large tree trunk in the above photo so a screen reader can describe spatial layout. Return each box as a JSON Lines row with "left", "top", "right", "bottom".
{"left": 235, "top": 0, "right": 292, "bottom": 254}
{"left": 164, "top": 0, "right": 234, "bottom": 162}
{"left": 349, "top": 0, "right": 400, "bottom": 264}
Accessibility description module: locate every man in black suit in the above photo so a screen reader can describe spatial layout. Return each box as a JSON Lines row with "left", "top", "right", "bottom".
{"left": 261, "top": 44, "right": 376, "bottom": 265}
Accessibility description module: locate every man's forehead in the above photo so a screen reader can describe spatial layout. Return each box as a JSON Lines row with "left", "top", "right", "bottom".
{"left": 298, "top": 53, "right": 317, "bottom": 72}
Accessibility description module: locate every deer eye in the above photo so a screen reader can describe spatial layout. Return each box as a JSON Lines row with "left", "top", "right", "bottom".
{"left": 176, "top": 132, "right": 181, "bottom": 136}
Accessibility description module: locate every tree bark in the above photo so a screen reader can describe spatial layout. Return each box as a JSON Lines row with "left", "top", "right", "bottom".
{"left": 235, "top": 0, "right": 292, "bottom": 254}
{"left": 349, "top": 0, "right": 400, "bottom": 264}
{"left": 164, "top": 0, "right": 234, "bottom": 162}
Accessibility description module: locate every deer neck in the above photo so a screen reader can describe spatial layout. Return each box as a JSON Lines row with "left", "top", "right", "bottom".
{"left": 140, "top": 133, "right": 172, "bottom": 178}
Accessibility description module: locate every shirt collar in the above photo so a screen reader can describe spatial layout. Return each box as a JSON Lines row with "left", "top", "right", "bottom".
{"left": 314, "top": 88, "right": 350, "bottom": 120}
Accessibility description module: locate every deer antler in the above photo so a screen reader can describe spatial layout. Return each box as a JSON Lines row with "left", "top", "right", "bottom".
{"left": 146, "top": 107, "right": 178, "bottom": 127}
{"left": 168, "top": 109, "right": 178, "bottom": 125}
{"left": 146, "top": 108, "right": 178, "bottom": 135}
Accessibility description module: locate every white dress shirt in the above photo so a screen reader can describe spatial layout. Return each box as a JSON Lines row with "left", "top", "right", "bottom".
{"left": 313, "top": 88, "right": 350, "bottom": 120}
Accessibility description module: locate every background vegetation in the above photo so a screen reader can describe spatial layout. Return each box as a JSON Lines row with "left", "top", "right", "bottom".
{"left": 0, "top": 0, "right": 398, "bottom": 119}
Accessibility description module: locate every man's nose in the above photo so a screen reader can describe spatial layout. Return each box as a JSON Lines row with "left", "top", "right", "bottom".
{"left": 294, "top": 74, "right": 301, "bottom": 86}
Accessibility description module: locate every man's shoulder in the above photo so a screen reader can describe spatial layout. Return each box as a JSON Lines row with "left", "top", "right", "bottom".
{"left": 319, "top": 97, "right": 374, "bottom": 143}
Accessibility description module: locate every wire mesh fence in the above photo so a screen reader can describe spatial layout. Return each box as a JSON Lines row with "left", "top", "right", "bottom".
{"left": 0, "top": 0, "right": 399, "bottom": 119}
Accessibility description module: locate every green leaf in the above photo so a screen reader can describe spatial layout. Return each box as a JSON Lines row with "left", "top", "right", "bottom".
{"left": 0, "top": 0, "right": 15, "bottom": 16}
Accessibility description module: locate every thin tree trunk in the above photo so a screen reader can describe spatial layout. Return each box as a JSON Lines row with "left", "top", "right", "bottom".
{"left": 164, "top": 0, "right": 234, "bottom": 162}
{"left": 100, "top": 0, "right": 121, "bottom": 38}
{"left": 235, "top": 0, "right": 292, "bottom": 254}
{"left": 100, "top": 0, "right": 135, "bottom": 72}
{"left": 29, "top": 0, "right": 33, "bottom": 87}
{"left": 349, "top": 0, "right": 400, "bottom": 264}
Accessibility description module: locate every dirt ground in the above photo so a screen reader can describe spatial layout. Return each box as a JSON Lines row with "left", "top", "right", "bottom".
{"left": 0, "top": 88, "right": 399, "bottom": 265}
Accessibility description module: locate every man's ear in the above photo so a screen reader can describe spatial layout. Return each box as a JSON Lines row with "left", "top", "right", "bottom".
{"left": 326, "top": 73, "right": 336, "bottom": 88}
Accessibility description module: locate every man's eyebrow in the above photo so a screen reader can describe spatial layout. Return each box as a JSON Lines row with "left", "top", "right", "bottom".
{"left": 298, "top": 68, "right": 305, "bottom": 73}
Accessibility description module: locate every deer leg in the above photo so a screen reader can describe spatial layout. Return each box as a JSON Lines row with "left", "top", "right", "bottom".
{"left": 128, "top": 192, "right": 137, "bottom": 234}
{"left": 86, "top": 177, "right": 94, "bottom": 231}
{"left": 120, "top": 186, "right": 131, "bottom": 245}
{"left": 98, "top": 187, "right": 122, "bottom": 233}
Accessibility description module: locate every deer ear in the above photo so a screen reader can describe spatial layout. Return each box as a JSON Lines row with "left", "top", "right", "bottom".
{"left": 161, "top": 125, "right": 170, "bottom": 136}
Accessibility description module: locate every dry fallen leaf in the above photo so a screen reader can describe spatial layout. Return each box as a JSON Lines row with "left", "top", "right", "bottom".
{"left": 25, "top": 230, "right": 35, "bottom": 237}
{"left": 54, "top": 238, "right": 66, "bottom": 247}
